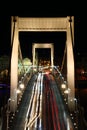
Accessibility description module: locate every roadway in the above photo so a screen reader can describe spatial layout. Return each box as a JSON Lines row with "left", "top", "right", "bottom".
{"left": 9, "top": 71, "right": 74, "bottom": 130}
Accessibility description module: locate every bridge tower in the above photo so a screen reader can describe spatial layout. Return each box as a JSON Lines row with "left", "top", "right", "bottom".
{"left": 32, "top": 43, "right": 54, "bottom": 67}
{"left": 10, "top": 16, "right": 75, "bottom": 113}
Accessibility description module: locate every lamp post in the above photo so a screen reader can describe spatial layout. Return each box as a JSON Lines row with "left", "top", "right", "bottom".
{"left": 6, "top": 98, "right": 11, "bottom": 130}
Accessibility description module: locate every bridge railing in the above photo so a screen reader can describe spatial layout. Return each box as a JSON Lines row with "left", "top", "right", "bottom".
{"left": 5, "top": 66, "right": 37, "bottom": 130}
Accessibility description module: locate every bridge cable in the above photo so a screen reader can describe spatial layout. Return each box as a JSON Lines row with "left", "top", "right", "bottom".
{"left": 18, "top": 43, "right": 25, "bottom": 74}
{"left": 60, "top": 42, "right": 67, "bottom": 74}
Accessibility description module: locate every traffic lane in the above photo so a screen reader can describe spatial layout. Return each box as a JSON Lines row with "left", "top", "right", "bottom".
{"left": 24, "top": 72, "right": 43, "bottom": 130}
{"left": 42, "top": 74, "right": 54, "bottom": 130}
{"left": 49, "top": 74, "right": 74, "bottom": 130}
{"left": 42, "top": 74, "right": 63, "bottom": 129}
{"left": 42, "top": 74, "right": 68, "bottom": 130}
{"left": 9, "top": 74, "right": 38, "bottom": 130}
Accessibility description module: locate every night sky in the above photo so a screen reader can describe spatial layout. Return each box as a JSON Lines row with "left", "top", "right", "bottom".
{"left": 0, "top": 15, "right": 87, "bottom": 64}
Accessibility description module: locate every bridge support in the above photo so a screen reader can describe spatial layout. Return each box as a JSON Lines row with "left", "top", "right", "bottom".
{"left": 67, "top": 16, "right": 75, "bottom": 111}
{"left": 10, "top": 16, "right": 19, "bottom": 113}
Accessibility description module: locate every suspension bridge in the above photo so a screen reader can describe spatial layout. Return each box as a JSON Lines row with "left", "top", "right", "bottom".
{"left": 0, "top": 16, "right": 87, "bottom": 130}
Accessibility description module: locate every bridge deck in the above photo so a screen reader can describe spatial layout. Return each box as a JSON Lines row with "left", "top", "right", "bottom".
{"left": 9, "top": 73, "right": 74, "bottom": 130}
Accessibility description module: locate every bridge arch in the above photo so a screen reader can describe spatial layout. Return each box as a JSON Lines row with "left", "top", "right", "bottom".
{"left": 11, "top": 16, "right": 75, "bottom": 112}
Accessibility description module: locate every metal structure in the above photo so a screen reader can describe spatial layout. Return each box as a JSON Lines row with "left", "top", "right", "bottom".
{"left": 10, "top": 16, "right": 75, "bottom": 112}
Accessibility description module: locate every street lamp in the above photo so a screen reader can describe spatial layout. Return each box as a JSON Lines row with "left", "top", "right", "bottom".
{"left": 6, "top": 98, "right": 11, "bottom": 130}
{"left": 19, "top": 83, "right": 25, "bottom": 90}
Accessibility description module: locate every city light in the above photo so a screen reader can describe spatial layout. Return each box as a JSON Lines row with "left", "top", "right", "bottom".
{"left": 19, "top": 83, "right": 25, "bottom": 89}
{"left": 61, "top": 83, "right": 66, "bottom": 89}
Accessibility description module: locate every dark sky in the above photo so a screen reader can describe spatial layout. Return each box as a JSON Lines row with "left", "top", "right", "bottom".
{"left": 0, "top": 15, "right": 87, "bottom": 63}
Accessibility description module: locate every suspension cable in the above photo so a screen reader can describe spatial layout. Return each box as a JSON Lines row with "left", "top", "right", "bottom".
{"left": 60, "top": 42, "right": 67, "bottom": 73}
{"left": 18, "top": 43, "right": 25, "bottom": 73}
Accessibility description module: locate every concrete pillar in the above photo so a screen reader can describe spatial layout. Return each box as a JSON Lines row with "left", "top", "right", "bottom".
{"left": 10, "top": 16, "right": 19, "bottom": 113}
{"left": 67, "top": 16, "right": 75, "bottom": 111}
{"left": 32, "top": 44, "right": 35, "bottom": 66}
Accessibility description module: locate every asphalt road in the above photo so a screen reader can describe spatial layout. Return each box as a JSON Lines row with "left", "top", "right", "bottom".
{"left": 9, "top": 72, "right": 74, "bottom": 130}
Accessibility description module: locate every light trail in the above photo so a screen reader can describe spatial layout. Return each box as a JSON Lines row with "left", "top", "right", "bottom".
{"left": 24, "top": 72, "right": 74, "bottom": 130}
{"left": 24, "top": 73, "right": 43, "bottom": 130}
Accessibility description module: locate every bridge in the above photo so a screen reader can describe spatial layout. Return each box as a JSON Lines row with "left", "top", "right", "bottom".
{"left": 1, "top": 16, "right": 87, "bottom": 130}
